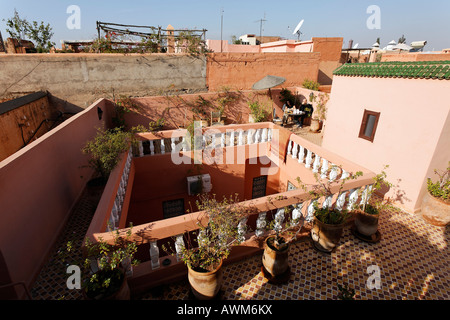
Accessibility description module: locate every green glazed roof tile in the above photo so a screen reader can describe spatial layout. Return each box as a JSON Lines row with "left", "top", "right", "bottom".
{"left": 333, "top": 60, "right": 450, "bottom": 80}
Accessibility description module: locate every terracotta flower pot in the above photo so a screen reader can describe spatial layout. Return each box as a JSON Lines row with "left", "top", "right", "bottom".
{"left": 188, "top": 260, "right": 223, "bottom": 300}
{"left": 311, "top": 217, "right": 345, "bottom": 253}
{"left": 262, "top": 236, "right": 289, "bottom": 278}
{"left": 354, "top": 209, "right": 379, "bottom": 237}
{"left": 310, "top": 118, "right": 320, "bottom": 132}
{"left": 421, "top": 191, "right": 450, "bottom": 226}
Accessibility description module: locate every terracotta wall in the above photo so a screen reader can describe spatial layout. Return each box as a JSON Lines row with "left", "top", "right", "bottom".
{"left": 0, "top": 92, "right": 62, "bottom": 162}
{"left": 322, "top": 76, "right": 450, "bottom": 213}
{"left": 123, "top": 90, "right": 277, "bottom": 130}
{"left": 312, "top": 37, "right": 344, "bottom": 85}
{"left": 0, "top": 98, "right": 114, "bottom": 298}
{"left": 206, "top": 52, "right": 320, "bottom": 92}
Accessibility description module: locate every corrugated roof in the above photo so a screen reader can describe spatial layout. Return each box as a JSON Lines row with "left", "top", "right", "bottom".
{"left": 333, "top": 61, "right": 450, "bottom": 80}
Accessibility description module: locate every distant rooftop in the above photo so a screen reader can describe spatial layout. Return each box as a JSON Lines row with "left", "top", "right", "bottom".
{"left": 333, "top": 60, "right": 450, "bottom": 80}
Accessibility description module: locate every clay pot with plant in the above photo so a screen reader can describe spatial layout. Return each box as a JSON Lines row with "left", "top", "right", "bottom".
{"left": 351, "top": 165, "right": 393, "bottom": 242}
{"left": 421, "top": 162, "right": 450, "bottom": 226}
{"left": 259, "top": 203, "right": 305, "bottom": 282}
{"left": 309, "top": 93, "right": 329, "bottom": 133}
{"left": 298, "top": 166, "right": 362, "bottom": 253}
{"left": 164, "top": 194, "right": 255, "bottom": 300}
{"left": 59, "top": 226, "right": 139, "bottom": 300}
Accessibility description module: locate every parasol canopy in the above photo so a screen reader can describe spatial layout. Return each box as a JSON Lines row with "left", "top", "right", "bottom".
{"left": 252, "top": 75, "right": 286, "bottom": 90}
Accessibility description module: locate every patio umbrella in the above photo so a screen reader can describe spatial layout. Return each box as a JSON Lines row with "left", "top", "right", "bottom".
{"left": 252, "top": 75, "right": 286, "bottom": 90}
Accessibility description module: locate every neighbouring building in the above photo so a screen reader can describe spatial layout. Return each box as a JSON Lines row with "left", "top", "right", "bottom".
{"left": 322, "top": 60, "right": 450, "bottom": 214}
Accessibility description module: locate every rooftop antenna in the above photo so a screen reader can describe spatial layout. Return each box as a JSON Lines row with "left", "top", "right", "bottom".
{"left": 255, "top": 13, "right": 267, "bottom": 44}
{"left": 293, "top": 19, "right": 304, "bottom": 41}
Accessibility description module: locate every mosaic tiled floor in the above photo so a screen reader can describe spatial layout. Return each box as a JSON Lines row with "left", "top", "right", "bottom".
{"left": 30, "top": 176, "right": 448, "bottom": 300}
{"left": 138, "top": 204, "right": 449, "bottom": 300}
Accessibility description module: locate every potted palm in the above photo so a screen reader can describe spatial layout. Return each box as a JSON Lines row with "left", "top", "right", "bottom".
{"left": 60, "top": 226, "right": 139, "bottom": 300}
{"left": 351, "top": 165, "right": 392, "bottom": 242}
{"left": 298, "top": 166, "right": 362, "bottom": 253}
{"left": 167, "top": 194, "right": 255, "bottom": 300}
{"left": 421, "top": 162, "right": 450, "bottom": 226}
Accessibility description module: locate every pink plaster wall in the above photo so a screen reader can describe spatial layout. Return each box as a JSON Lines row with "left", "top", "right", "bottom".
{"left": 0, "top": 98, "right": 114, "bottom": 298}
{"left": 322, "top": 76, "right": 450, "bottom": 213}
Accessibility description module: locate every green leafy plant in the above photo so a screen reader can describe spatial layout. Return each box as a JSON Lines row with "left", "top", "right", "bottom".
{"left": 357, "top": 165, "right": 393, "bottom": 215}
{"left": 82, "top": 127, "right": 132, "bottom": 181}
{"left": 248, "top": 101, "right": 270, "bottom": 122}
{"left": 278, "top": 88, "right": 298, "bottom": 107}
{"left": 4, "top": 9, "right": 55, "bottom": 51}
{"left": 297, "top": 165, "right": 363, "bottom": 225}
{"left": 60, "top": 226, "right": 138, "bottom": 300}
{"left": 165, "top": 194, "right": 256, "bottom": 272}
{"left": 302, "top": 78, "right": 320, "bottom": 91}
{"left": 310, "top": 92, "right": 329, "bottom": 121}
{"left": 427, "top": 161, "right": 450, "bottom": 202}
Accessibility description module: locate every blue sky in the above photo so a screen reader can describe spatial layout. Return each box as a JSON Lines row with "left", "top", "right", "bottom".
{"left": 1, "top": 0, "right": 449, "bottom": 50}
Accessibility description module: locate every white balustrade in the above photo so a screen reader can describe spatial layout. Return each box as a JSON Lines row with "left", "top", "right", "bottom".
{"left": 287, "top": 140, "right": 292, "bottom": 156}
{"left": 238, "top": 130, "right": 244, "bottom": 146}
{"left": 292, "top": 202, "right": 305, "bottom": 224}
{"left": 322, "top": 195, "right": 333, "bottom": 209}
{"left": 221, "top": 133, "right": 226, "bottom": 147}
{"left": 329, "top": 163, "right": 338, "bottom": 181}
{"left": 255, "top": 129, "right": 261, "bottom": 143}
{"left": 247, "top": 130, "right": 253, "bottom": 144}
{"left": 138, "top": 141, "right": 144, "bottom": 157}
{"left": 149, "top": 241, "right": 160, "bottom": 270}
{"left": 175, "top": 234, "right": 185, "bottom": 262}
{"left": 298, "top": 145, "right": 305, "bottom": 164}
{"left": 255, "top": 212, "right": 267, "bottom": 237}
{"left": 160, "top": 139, "right": 165, "bottom": 154}
{"left": 237, "top": 217, "right": 248, "bottom": 243}
{"left": 292, "top": 142, "right": 298, "bottom": 159}
{"left": 312, "top": 154, "right": 321, "bottom": 173}
{"left": 261, "top": 128, "right": 268, "bottom": 142}
{"left": 306, "top": 200, "right": 317, "bottom": 222}
{"left": 149, "top": 140, "right": 155, "bottom": 155}
{"left": 229, "top": 131, "right": 235, "bottom": 147}
{"left": 268, "top": 128, "right": 272, "bottom": 141}
{"left": 171, "top": 137, "right": 176, "bottom": 153}
{"left": 321, "top": 159, "right": 329, "bottom": 179}
{"left": 273, "top": 208, "right": 285, "bottom": 233}
{"left": 305, "top": 150, "right": 313, "bottom": 169}
{"left": 347, "top": 188, "right": 360, "bottom": 211}
{"left": 335, "top": 191, "right": 348, "bottom": 211}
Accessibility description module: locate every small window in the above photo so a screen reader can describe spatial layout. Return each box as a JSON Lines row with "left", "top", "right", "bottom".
{"left": 252, "top": 176, "right": 267, "bottom": 199}
{"left": 359, "top": 110, "right": 380, "bottom": 142}
{"left": 162, "top": 199, "right": 185, "bottom": 219}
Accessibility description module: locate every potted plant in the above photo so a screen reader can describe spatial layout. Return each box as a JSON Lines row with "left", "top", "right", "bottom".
{"left": 60, "top": 226, "right": 139, "bottom": 300}
{"left": 166, "top": 194, "right": 255, "bottom": 300}
{"left": 309, "top": 93, "right": 329, "bottom": 133}
{"left": 351, "top": 165, "right": 392, "bottom": 242}
{"left": 298, "top": 166, "right": 362, "bottom": 253}
{"left": 421, "top": 162, "right": 450, "bottom": 226}
{"left": 259, "top": 202, "right": 305, "bottom": 283}
{"left": 248, "top": 101, "right": 270, "bottom": 123}
{"left": 82, "top": 127, "right": 132, "bottom": 184}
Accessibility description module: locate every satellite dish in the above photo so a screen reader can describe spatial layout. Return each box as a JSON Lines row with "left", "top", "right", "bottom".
{"left": 292, "top": 19, "right": 304, "bottom": 40}
{"left": 353, "top": 43, "right": 359, "bottom": 49}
